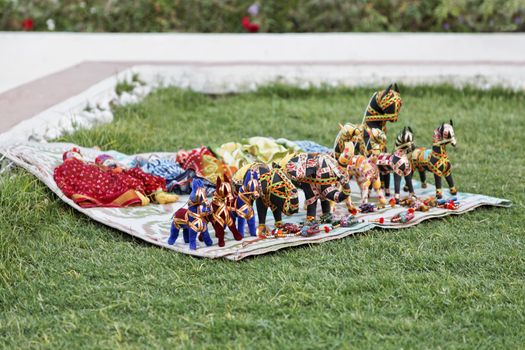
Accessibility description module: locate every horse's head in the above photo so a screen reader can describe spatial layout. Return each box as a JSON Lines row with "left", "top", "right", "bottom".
{"left": 338, "top": 141, "right": 356, "bottom": 166}
{"left": 189, "top": 178, "right": 208, "bottom": 206}
{"left": 364, "top": 83, "right": 402, "bottom": 124}
{"left": 338, "top": 123, "right": 361, "bottom": 141}
{"left": 270, "top": 167, "right": 299, "bottom": 216}
{"left": 241, "top": 170, "right": 260, "bottom": 200}
{"left": 433, "top": 120, "right": 456, "bottom": 147}
{"left": 367, "top": 127, "right": 387, "bottom": 155}
{"left": 214, "top": 174, "right": 236, "bottom": 204}
{"left": 395, "top": 126, "right": 415, "bottom": 152}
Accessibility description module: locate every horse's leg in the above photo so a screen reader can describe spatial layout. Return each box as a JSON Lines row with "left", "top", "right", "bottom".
{"left": 247, "top": 216, "right": 257, "bottom": 236}
{"left": 236, "top": 214, "right": 246, "bottom": 238}
{"left": 404, "top": 173, "right": 415, "bottom": 196}
{"left": 168, "top": 222, "right": 180, "bottom": 245}
{"left": 361, "top": 180, "right": 371, "bottom": 205}
{"left": 419, "top": 170, "right": 427, "bottom": 188}
{"left": 183, "top": 226, "right": 189, "bottom": 244}
{"left": 256, "top": 198, "right": 269, "bottom": 235}
{"left": 393, "top": 173, "right": 402, "bottom": 203}
{"left": 434, "top": 173, "right": 443, "bottom": 199}
{"left": 188, "top": 227, "right": 198, "bottom": 250}
{"left": 372, "top": 177, "right": 386, "bottom": 207}
{"left": 445, "top": 173, "right": 457, "bottom": 195}
{"left": 201, "top": 227, "right": 213, "bottom": 247}
{"left": 227, "top": 215, "right": 243, "bottom": 241}
{"left": 211, "top": 221, "right": 226, "bottom": 247}
{"left": 321, "top": 200, "right": 331, "bottom": 215}
{"left": 382, "top": 173, "right": 391, "bottom": 196}
{"left": 302, "top": 185, "right": 318, "bottom": 223}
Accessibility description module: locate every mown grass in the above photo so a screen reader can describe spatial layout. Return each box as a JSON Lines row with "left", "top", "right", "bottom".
{"left": 1, "top": 85, "right": 524, "bottom": 349}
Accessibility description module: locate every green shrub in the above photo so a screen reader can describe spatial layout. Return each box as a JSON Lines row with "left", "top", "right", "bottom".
{"left": 1, "top": 0, "right": 524, "bottom": 32}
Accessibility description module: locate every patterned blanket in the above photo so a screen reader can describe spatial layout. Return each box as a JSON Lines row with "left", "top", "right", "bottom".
{"left": 1, "top": 142, "right": 511, "bottom": 260}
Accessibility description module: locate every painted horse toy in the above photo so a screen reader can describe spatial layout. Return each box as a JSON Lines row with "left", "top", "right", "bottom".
{"left": 410, "top": 120, "right": 457, "bottom": 199}
{"left": 208, "top": 175, "right": 243, "bottom": 247}
{"left": 338, "top": 141, "right": 386, "bottom": 208}
{"left": 361, "top": 83, "right": 403, "bottom": 192}
{"left": 374, "top": 127, "right": 415, "bottom": 202}
{"left": 168, "top": 179, "right": 213, "bottom": 250}
{"left": 284, "top": 153, "right": 354, "bottom": 224}
{"left": 233, "top": 169, "right": 260, "bottom": 237}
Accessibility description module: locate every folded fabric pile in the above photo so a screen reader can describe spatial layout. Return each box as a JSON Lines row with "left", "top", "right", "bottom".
{"left": 52, "top": 137, "right": 331, "bottom": 208}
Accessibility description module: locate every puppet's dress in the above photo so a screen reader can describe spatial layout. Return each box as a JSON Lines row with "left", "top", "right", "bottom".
{"left": 54, "top": 158, "right": 167, "bottom": 208}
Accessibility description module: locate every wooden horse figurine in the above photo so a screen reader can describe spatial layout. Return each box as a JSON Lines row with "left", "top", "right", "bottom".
{"left": 339, "top": 141, "right": 386, "bottom": 208}
{"left": 284, "top": 153, "right": 354, "bottom": 223}
{"left": 361, "top": 83, "right": 403, "bottom": 192}
{"left": 209, "top": 174, "right": 243, "bottom": 247}
{"left": 168, "top": 179, "right": 213, "bottom": 250}
{"left": 234, "top": 169, "right": 260, "bottom": 237}
{"left": 374, "top": 127, "right": 415, "bottom": 202}
{"left": 411, "top": 120, "right": 457, "bottom": 199}
{"left": 241, "top": 163, "right": 299, "bottom": 236}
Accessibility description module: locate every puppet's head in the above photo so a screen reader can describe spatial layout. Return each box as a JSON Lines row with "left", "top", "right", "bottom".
{"left": 364, "top": 83, "right": 402, "bottom": 124}
{"left": 433, "top": 120, "right": 456, "bottom": 147}
{"left": 95, "top": 154, "right": 124, "bottom": 171}
{"left": 62, "top": 147, "right": 84, "bottom": 162}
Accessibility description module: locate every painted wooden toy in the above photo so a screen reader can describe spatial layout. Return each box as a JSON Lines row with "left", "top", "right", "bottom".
{"left": 410, "top": 120, "right": 457, "bottom": 199}
{"left": 284, "top": 153, "right": 354, "bottom": 224}
{"left": 374, "top": 127, "right": 415, "bottom": 202}
{"left": 168, "top": 179, "right": 213, "bottom": 250}
{"left": 209, "top": 174, "right": 243, "bottom": 247}
{"left": 361, "top": 83, "right": 403, "bottom": 191}
{"left": 338, "top": 141, "right": 386, "bottom": 208}
{"left": 234, "top": 169, "right": 260, "bottom": 237}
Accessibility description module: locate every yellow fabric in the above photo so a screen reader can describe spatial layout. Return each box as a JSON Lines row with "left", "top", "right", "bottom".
{"left": 215, "top": 137, "right": 297, "bottom": 170}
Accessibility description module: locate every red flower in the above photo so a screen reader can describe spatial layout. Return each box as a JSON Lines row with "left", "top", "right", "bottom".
{"left": 242, "top": 16, "right": 259, "bottom": 33}
{"left": 22, "top": 18, "right": 34, "bottom": 31}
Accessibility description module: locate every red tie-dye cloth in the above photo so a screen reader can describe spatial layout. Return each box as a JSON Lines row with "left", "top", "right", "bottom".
{"left": 53, "top": 158, "right": 166, "bottom": 208}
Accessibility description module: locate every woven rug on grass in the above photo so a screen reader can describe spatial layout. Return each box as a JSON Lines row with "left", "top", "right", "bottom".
{"left": 1, "top": 142, "right": 512, "bottom": 260}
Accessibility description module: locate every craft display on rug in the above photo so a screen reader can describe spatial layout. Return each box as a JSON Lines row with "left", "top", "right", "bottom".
{"left": 0, "top": 83, "right": 512, "bottom": 259}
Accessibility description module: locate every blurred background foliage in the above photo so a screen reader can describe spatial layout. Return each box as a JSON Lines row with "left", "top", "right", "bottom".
{"left": 1, "top": 0, "right": 524, "bottom": 32}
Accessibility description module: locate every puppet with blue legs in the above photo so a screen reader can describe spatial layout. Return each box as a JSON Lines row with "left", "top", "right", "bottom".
{"left": 284, "top": 153, "right": 354, "bottom": 224}
{"left": 208, "top": 174, "right": 243, "bottom": 247}
{"left": 167, "top": 179, "right": 213, "bottom": 250}
{"left": 234, "top": 169, "right": 260, "bottom": 237}
{"left": 361, "top": 83, "right": 403, "bottom": 195}
{"left": 240, "top": 163, "right": 299, "bottom": 236}
{"left": 411, "top": 120, "right": 457, "bottom": 199}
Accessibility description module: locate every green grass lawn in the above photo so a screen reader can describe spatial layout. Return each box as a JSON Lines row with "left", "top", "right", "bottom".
{"left": 1, "top": 85, "right": 524, "bottom": 349}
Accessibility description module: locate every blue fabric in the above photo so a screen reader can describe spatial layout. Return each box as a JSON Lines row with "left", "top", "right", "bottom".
{"left": 132, "top": 156, "right": 215, "bottom": 195}
{"left": 294, "top": 140, "right": 331, "bottom": 154}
